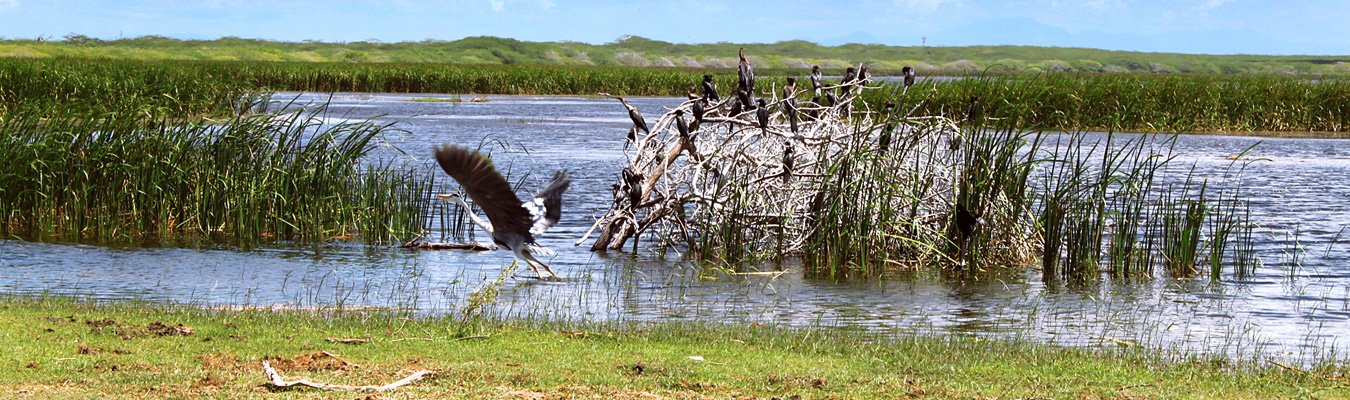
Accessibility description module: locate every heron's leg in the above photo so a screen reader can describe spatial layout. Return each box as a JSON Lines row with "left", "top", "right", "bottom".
{"left": 520, "top": 258, "right": 542, "bottom": 279}
{"left": 523, "top": 253, "right": 559, "bottom": 280}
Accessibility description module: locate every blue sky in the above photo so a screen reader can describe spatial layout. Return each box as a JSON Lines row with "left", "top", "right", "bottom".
{"left": 0, "top": 0, "right": 1346, "bottom": 55}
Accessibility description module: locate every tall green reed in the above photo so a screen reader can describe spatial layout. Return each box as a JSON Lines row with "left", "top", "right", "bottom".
{"left": 0, "top": 106, "right": 432, "bottom": 245}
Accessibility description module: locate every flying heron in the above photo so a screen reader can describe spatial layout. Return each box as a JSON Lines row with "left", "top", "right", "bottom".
{"left": 702, "top": 74, "right": 720, "bottom": 102}
{"left": 433, "top": 144, "right": 571, "bottom": 280}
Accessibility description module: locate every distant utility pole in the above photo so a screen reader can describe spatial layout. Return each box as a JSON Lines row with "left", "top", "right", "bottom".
{"left": 921, "top": 36, "right": 927, "bottom": 47}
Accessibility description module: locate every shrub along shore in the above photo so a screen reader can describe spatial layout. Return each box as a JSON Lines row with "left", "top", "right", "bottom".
{"left": 1, "top": 297, "right": 1344, "bottom": 399}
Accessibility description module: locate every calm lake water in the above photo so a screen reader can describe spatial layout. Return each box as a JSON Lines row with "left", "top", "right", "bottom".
{"left": 2, "top": 92, "right": 1347, "bottom": 364}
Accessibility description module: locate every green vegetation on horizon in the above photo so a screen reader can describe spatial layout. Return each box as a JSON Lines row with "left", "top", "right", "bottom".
{"left": 2, "top": 297, "right": 1344, "bottom": 399}
{"left": 7, "top": 34, "right": 1350, "bottom": 75}
{"left": 7, "top": 57, "right": 1350, "bottom": 134}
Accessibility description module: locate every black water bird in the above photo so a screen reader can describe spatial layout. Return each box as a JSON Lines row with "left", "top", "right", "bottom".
{"left": 737, "top": 47, "right": 755, "bottom": 95}
{"left": 782, "top": 145, "right": 795, "bottom": 183}
{"left": 824, "top": 90, "right": 838, "bottom": 107}
{"left": 736, "top": 87, "right": 754, "bottom": 110}
{"left": 902, "top": 66, "right": 916, "bottom": 88}
{"left": 842, "top": 66, "right": 856, "bottom": 86}
{"left": 434, "top": 144, "right": 571, "bottom": 280}
{"left": 622, "top": 167, "right": 644, "bottom": 211}
{"left": 964, "top": 95, "right": 981, "bottom": 123}
{"left": 857, "top": 65, "right": 870, "bottom": 85}
{"left": 691, "top": 98, "right": 706, "bottom": 130}
{"left": 755, "top": 98, "right": 770, "bottom": 134}
{"left": 953, "top": 201, "right": 985, "bottom": 264}
{"left": 701, "top": 74, "right": 720, "bottom": 102}
{"left": 810, "top": 65, "right": 823, "bottom": 97}
{"left": 878, "top": 100, "right": 896, "bottom": 154}
{"left": 687, "top": 84, "right": 700, "bottom": 101}
{"left": 783, "top": 77, "right": 799, "bottom": 134}
{"left": 675, "top": 109, "right": 689, "bottom": 138}
{"left": 618, "top": 97, "right": 650, "bottom": 134}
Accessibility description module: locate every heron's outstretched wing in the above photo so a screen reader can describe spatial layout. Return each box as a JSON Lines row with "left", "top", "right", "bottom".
{"left": 527, "top": 170, "right": 570, "bottom": 235}
{"left": 433, "top": 144, "right": 534, "bottom": 240}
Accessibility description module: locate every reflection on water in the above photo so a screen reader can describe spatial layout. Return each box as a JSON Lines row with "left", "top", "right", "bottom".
{"left": 2, "top": 92, "right": 1348, "bottom": 364}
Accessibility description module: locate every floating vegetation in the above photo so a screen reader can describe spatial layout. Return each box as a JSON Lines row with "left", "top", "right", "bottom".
{"left": 582, "top": 58, "right": 1267, "bottom": 282}
{"left": 0, "top": 106, "right": 433, "bottom": 246}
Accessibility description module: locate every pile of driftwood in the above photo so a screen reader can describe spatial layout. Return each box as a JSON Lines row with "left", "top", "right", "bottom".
{"left": 581, "top": 52, "right": 973, "bottom": 262}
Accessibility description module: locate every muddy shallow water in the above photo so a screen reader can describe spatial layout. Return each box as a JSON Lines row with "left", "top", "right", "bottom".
{"left": 1, "top": 92, "right": 1347, "bottom": 364}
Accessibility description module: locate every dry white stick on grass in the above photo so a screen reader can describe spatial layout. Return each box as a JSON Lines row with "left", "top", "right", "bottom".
{"left": 261, "top": 360, "right": 434, "bottom": 392}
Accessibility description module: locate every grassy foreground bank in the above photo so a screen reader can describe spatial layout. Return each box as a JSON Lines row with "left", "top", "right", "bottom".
{"left": 1, "top": 298, "right": 1345, "bottom": 399}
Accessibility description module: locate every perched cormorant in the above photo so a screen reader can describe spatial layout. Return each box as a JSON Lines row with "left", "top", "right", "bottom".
{"left": 965, "top": 95, "right": 981, "bottom": 123}
{"left": 737, "top": 47, "right": 755, "bottom": 96}
{"left": 782, "top": 145, "right": 795, "bottom": 183}
{"left": 622, "top": 167, "right": 644, "bottom": 211}
{"left": 728, "top": 98, "right": 744, "bottom": 126}
{"left": 618, "top": 97, "right": 649, "bottom": 134}
{"left": 691, "top": 98, "right": 705, "bottom": 129}
{"left": 755, "top": 98, "right": 770, "bottom": 134}
{"left": 675, "top": 109, "right": 689, "bottom": 138}
{"left": 878, "top": 100, "right": 896, "bottom": 154}
{"left": 857, "top": 65, "right": 870, "bottom": 85}
{"left": 783, "top": 77, "right": 799, "bottom": 134}
{"left": 953, "top": 201, "right": 985, "bottom": 264}
{"left": 902, "top": 66, "right": 916, "bottom": 88}
{"left": 810, "top": 65, "right": 823, "bottom": 97}
{"left": 736, "top": 87, "right": 754, "bottom": 110}
{"left": 701, "top": 74, "right": 720, "bottom": 102}
{"left": 687, "top": 84, "right": 700, "bottom": 101}
{"left": 842, "top": 66, "right": 856, "bottom": 86}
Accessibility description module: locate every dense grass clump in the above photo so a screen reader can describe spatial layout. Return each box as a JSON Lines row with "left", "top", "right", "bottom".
{"left": 0, "top": 107, "right": 433, "bottom": 245}
{"left": 0, "top": 57, "right": 257, "bottom": 118}
{"left": 886, "top": 73, "right": 1350, "bottom": 133}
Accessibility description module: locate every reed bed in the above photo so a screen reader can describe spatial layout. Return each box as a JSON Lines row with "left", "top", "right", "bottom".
{"left": 0, "top": 106, "right": 433, "bottom": 245}
{"left": 581, "top": 64, "right": 1267, "bottom": 282}
{"left": 0, "top": 58, "right": 258, "bottom": 118}
{"left": 884, "top": 73, "right": 1350, "bottom": 134}
{"left": 6, "top": 58, "right": 1348, "bottom": 134}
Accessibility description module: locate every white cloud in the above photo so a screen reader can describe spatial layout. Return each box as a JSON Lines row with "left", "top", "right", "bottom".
{"left": 489, "top": 0, "right": 504, "bottom": 12}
